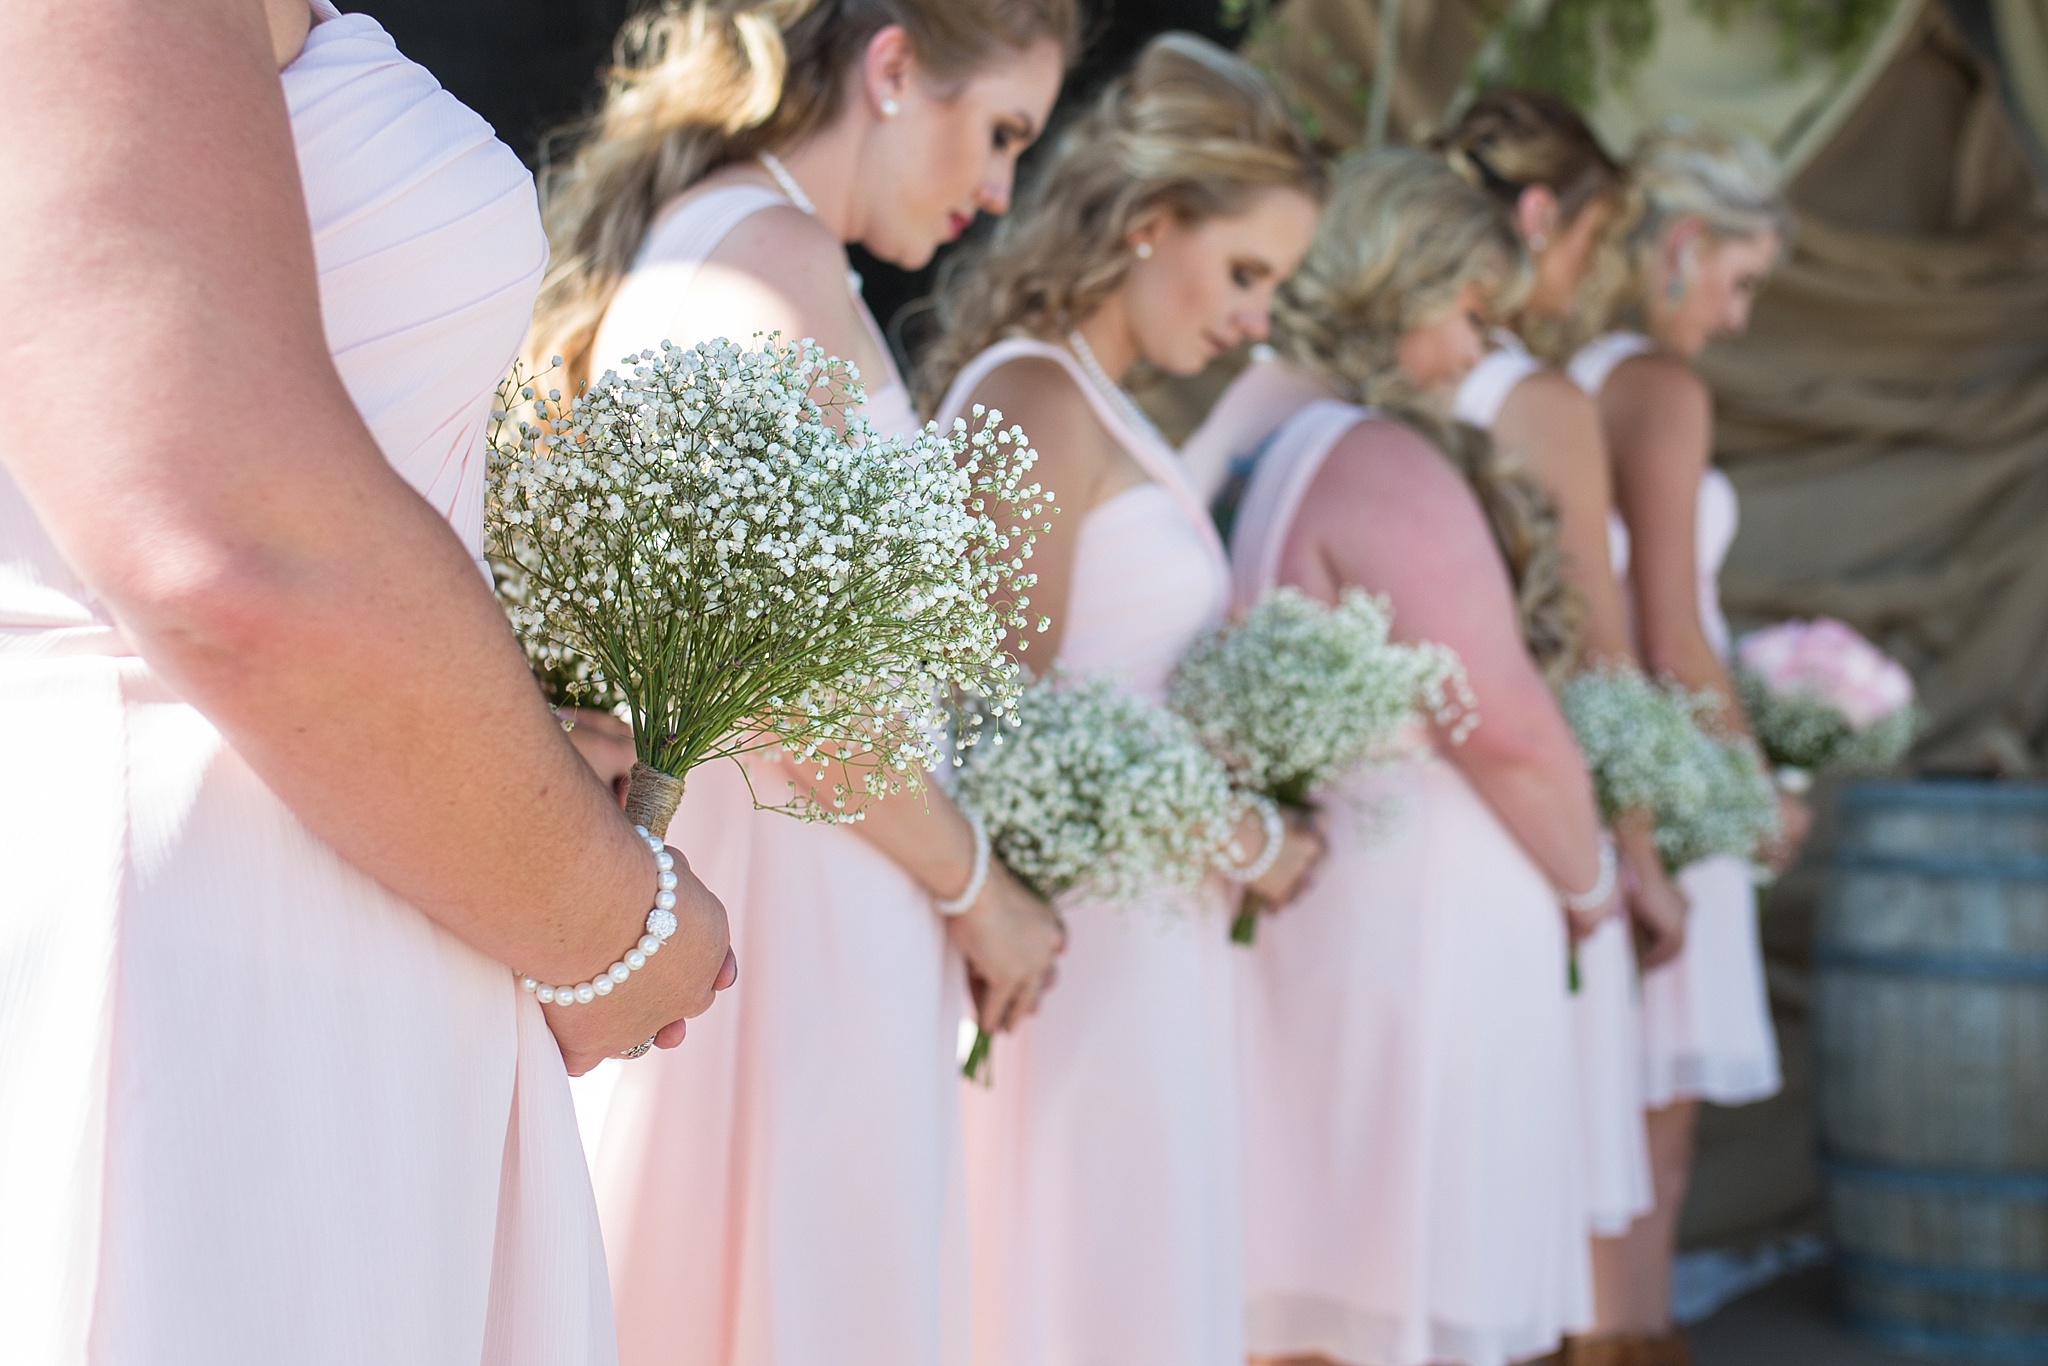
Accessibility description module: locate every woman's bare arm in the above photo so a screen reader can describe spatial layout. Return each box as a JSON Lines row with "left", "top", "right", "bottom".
{"left": 0, "top": 0, "right": 728, "bottom": 1067}
{"left": 1603, "top": 355, "right": 1810, "bottom": 868}
{"left": 1292, "top": 422, "right": 1605, "bottom": 898}
{"left": 1497, "top": 371, "right": 1688, "bottom": 958}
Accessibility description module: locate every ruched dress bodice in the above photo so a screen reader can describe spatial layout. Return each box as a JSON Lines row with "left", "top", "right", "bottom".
{"left": 0, "top": 13, "right": 615, "bottom": 1365}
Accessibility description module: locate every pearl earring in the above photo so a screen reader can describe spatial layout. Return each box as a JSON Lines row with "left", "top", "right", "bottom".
{"left": 880, "top": 97, "right": 900, "bottom": 118}
{"left": 1133, "top": 241, "right": 1153, "bottom": 259}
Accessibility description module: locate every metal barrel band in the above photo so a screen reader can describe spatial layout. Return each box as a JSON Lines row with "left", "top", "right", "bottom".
{"left": 1838, "top": 780, "right": 2048, "bottom": 814}
{"left": 1824, "top": 1154, "right": 2048, "bottom": 1200}
{"left": 1842, "top": 1307, "right": 2048, "bottom": 1365}
{"left": 1813, "top": 944, "right": 2048, "bottom": 982}
{"left": 1834, "top": 849, "right": 2048, "bottom": 881}
{"left": 1838, "top": 1249, "right": 2048, "bottom": 1300}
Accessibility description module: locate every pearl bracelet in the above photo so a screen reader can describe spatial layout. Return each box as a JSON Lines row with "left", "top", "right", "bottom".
{"left": 933, "top": 809, "right": 991, "bottom": 916}
{"left": 1561, "top": 835, "right": 1617, "bottom": 915}
{"left": 1218, "top": 793, "right": 1287, "bottom": 885}
{"left": 517, "top": 824, "right": 679, "bottom": 1007}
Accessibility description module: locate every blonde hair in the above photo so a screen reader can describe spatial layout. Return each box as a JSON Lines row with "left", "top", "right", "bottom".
{"left": 1272, "top": 147, "right": 1579, "bottom": 679}
{"left": 1591, "top": 120, "right": 1790, "bottom": 328}
{"left": 532, "top": 0, "right": 1079, "bottom": 389}
{"left": 1434, "top": 90, "right": 1629, "bottom": 359}
{"left": 915, "top": 32, "right": 1324, "bottom": 409}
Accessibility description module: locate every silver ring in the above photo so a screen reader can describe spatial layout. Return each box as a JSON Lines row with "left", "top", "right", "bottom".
{"left": 620, "top": 1038, "right": 655, "bottom": 1059}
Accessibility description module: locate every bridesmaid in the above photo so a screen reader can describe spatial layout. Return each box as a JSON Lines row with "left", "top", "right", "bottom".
{"left": 1, "top": 1, "right": 733, "bottom": 1362}
{"left": 1435, "top": 91, "right": 1684, "bottom": 1329}
{"left": 527, "top": 3, "right": 1076, "bottom": 1364}
{"left": 1560, "top": 124, "right": 1813, "bottom": 1360}
{"left": 1184, "top": 146, "right": 1613, "bottom": 1366}
{"left": 919, "top": 34, "right": 1325, "bottom": 1366}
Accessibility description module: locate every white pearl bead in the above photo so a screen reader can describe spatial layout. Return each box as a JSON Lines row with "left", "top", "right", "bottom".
{"left": 643, "top": 834, "right": 665, "bottom": 852}
{"left": 609, "top": 962, "right": 632, "bottom": 983}
{"left": 658, "top": 871, "right": 678, "bottom": 892}
{"left": 592, "top": 975, "right": 614, "bottom": 996}
{"left": 639, "top": 933, "right": 662, "bottom": 955}
{"left": 536, "top": 985, "right": 556, "bottom": 1004}
{"left": 654, "top": 851, "right": 675, "bottom": 872}
{"left": 626, "top": 949, "right": 647, "bottom": 970}
{"left": 520, "top": 976, "right": 538, "bottom": 993}
{"left": 575, "top": 983, "right": 596, "bottom": 1004}
{"left": 655, "top": 890, "right": 677, "bottom": 911}
{"left": 633, "top": 824, "right": 649, "bottom": 838}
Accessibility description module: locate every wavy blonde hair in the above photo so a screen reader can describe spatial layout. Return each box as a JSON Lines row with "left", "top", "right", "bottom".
{"left": 914, "top": 32, "right": 1324, "bottom": 410}
{"left": 531, "top": 0, "right": 1079, "bottom": 389}
{"left": 1272, "top": 147, "right": 1580, "bottom": 680}
{"left": 1591, "top": 120, "right": 1791, "bottom": 331}
{"left": 1433, "top": 89, "right": 1629, "bottom": 361}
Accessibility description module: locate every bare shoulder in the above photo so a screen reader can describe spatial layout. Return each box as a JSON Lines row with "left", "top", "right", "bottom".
{"left": 1495, "top": 369, "right": 1606, "bottom": 484}
{"left": 1603, "top": 351, "right": 1710, "bottom": 426}
{"left": 1311, "top": 417, "right": 1473, "bottom": 525}
{"left": 967, "top": 354, "right": 1113, "bottom": 451}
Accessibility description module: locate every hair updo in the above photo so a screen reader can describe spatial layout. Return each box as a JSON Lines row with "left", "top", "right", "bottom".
{"left": 1433, "top": 90, "right": 1627, "bottom": 356}
{"left": 914, "top": 32, "right": 1325, "bottom": 410}
{"left": 1626, "top": 120, "right": 1790, "bottom": 257}
{"left": 532, "top": 0, "right": 1080, "bottom": 388}
{"left": 1271, "top": 146, "right": 1579, "bottom": 680}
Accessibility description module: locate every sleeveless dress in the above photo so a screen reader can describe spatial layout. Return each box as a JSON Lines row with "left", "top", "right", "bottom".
{"left": 577, "top": 182, "right": 971, "bottom": 1366}
{"left": 1455, "top": 339, "right": 1656, "bottom": 1237}
{"left": 0, "top": 11, "right": 609, "bottom": 1365}
{"left": 1570, "top": 332, "right": 1782, "bottom": 1109}
{"left": 1226, "top": 398, "right": 1591, "bottom": 1366}
{"left": 935, "top": 339, "right": 1243, "bottom": 1366}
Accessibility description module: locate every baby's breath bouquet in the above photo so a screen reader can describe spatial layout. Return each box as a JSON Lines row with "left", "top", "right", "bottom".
{"left": 1169, "top": 587, "right": 1473, "bottom": 943}
{"left": 1560, "top": 665, "right": 1778, "bottom": 873}
{"left": 487, "top": 338, "right": 1045, "bottom": 836}
{"left": 950, "top": 675, "right": 1241, "bottom": 1081}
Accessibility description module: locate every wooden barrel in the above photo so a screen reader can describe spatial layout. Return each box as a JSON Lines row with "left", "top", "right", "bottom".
{"left": 1819, "top": 778, "right": 2048, "bottom": 1362}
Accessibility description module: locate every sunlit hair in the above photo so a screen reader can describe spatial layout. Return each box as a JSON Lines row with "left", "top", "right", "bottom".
{"left": 1434, "top": 89, "right": 1628, "bottom": 358}
{"left": 531, "top": 0, "right": 1080, "bottom": 389}
{"left": 914, "top": 32, "right": 1325, "bottom": 410}
{"left": 1597, "top": 119, "right": 1791, "bottom": 326}
{"left": 1271, "top": 147, "right": 1579, "bottom": 679}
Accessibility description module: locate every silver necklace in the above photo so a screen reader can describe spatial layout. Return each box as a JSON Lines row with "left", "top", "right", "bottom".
{"left": 1065, "top": 329, "right": 1164, "bottom": 446}
{"left": 757, "top": 152, "right": 817, "bottom": 216}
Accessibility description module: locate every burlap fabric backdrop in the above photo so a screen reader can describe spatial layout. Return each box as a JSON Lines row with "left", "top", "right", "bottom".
{"left": 1145, "top": 0, "right": 2048, "bottom": 1251}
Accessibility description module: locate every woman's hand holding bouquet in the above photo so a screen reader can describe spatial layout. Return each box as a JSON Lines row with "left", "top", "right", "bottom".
{"left": 1169, "top": 588, "right": 1471, "bottom": 943}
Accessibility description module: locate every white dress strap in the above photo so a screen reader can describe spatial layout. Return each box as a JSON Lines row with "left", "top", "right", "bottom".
{"left": 1227, "top": 399, "right": 1376, "bottom": 611}
{"left": 1453, "top": 334, "right": 1545, "bottom": 429}
{"left": 307, "top": 0, "right": 340, "bottom": 19}
{"left": 1566, "top": 331, "right": 1655, "bottom": 398}
{"left": 936, "top": 336, "right": 1229, "bottom": 578}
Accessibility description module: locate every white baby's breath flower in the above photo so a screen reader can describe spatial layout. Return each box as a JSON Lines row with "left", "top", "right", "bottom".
{"left": 486, "top": 337, "right": 1048, "bottom": 821}
{"left": 951, "top": 676, "right": 1239, "bottom": 906}
{"left": 1169, "top": 587, "right": 1472, "bottom": 806}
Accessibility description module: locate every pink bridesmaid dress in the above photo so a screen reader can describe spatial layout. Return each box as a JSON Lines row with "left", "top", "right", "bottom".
{"left": 934, "top": 339, "right": 1244, "bottom": 1366}
{"left": 578, "top": 182, "right": 973, "bottom": 1366}
{"left": 1454, "top": 339, "right": 1656, "bottom": 1237}
{"left": 1223, "top": 397, "right": 1591, "bottom": 1366}
{"left": 0, "top": 9, "right": 612, "bottom": 1365}
{"left": 1570, "top": 333, "right": 1782, "bottom": 1110}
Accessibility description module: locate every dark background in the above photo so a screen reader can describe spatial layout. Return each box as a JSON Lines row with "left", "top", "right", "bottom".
{"left": 339, "top": 1, "right": 1237, "bottom": 356}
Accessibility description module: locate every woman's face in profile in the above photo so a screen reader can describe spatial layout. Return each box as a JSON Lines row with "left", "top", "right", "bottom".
{"left": 861, "top": 38, "right": 1066, "bottom": 270}
{"left": 1396, "top": 280, "right": 1490, "bottom": 396}
{"left": 1124, "top": 187, "right": 1323, "bottom": 378}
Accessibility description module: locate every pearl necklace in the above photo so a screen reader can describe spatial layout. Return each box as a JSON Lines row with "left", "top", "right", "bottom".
{"left": 1065, "top": 328, "right": 1165, "bottom": 447}
{"left": 758, "top": 151, "right": 817, "bottom": 215}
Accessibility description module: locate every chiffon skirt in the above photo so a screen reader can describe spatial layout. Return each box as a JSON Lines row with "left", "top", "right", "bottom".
{"left": 585, "top": 759, "right": 972, "bottom": 1366}
{"left": 1572, "top": 917, "right": 1655, "bottom": 1236}
{"left": 961, "top": 882, "right": 1244, "bottom": 1366}
{"left": 1640, "top": 856, "right": 1782, "bottom": 1108}
{"left": 1236, "top": 753, "right": 1591, "bottom": 1366}
{"left": 0, "top": 648, "right": 614, "bottom": 1365}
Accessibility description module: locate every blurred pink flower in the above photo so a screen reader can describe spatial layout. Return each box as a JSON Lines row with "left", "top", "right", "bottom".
{"left": 1736, "top": 618, "right": 1914, "bottom": 729}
